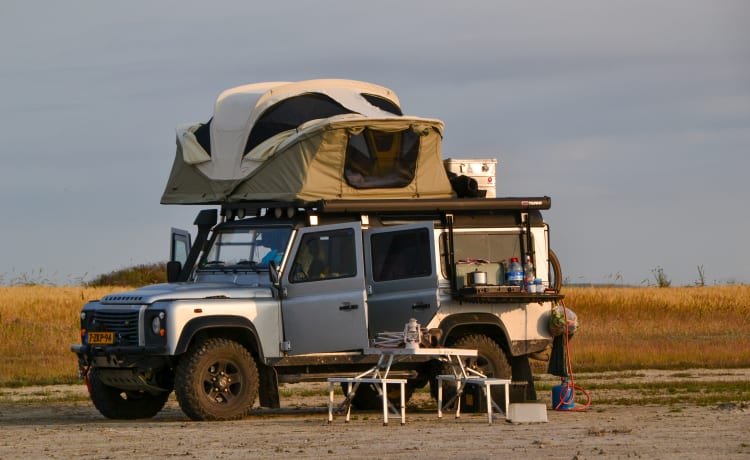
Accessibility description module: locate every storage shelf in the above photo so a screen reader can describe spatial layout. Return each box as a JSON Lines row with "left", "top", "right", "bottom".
{"left": 456, "top": 286, "right": 564, "bottom": 304}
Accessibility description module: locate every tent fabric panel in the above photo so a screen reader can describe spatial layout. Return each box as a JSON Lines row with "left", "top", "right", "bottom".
{"left": 178, "top": 124, "right": 211, "bottom": 165}
{"left": 297, "top": 129, "right": 347, "bottom": 200}
{"left": 161, "top": 140, "right": 239, "bottom": 204}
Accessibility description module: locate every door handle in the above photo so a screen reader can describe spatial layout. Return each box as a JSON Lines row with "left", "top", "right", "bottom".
{"left": 412, "top": 302, "right": 430, "bottom": 310}
{"left": 339, "top": 303, "right": 359, "bottom": 311}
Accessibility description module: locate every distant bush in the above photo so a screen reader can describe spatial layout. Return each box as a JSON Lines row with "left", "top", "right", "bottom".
{"left": 87, "top": 263, "right": 167, "bottom": 287}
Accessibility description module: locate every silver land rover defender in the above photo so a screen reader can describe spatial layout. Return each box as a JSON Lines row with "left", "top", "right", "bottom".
{"left": 71, "top": 80, "right": 567, "bottom": 420}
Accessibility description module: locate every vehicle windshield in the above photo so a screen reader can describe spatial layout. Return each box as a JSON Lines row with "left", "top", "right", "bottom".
{"left": 200, "top": 227, "right": 292, "bottom": 270}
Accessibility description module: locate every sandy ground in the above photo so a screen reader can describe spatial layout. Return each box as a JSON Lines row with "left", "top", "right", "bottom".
{"left": 0, "top": 369, "right": 748, "bottom": 459}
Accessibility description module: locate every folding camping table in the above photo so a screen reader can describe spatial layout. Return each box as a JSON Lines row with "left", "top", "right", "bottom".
{"left": 327, "top": 347, "right": 478, "bottom": 425}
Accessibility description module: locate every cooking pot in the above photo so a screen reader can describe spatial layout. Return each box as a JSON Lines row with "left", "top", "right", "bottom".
{"left": 469, "top": 270, "right": 487, "bottom": 286}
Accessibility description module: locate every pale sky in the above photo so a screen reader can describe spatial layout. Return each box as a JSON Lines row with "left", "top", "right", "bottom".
{"left": 1, "top": 1, "right": 748, "bottom": 286}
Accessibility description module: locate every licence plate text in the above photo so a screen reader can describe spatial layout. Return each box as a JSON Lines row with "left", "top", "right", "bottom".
{"left": 88, "top": 331, "right": 115, "bottom": 345}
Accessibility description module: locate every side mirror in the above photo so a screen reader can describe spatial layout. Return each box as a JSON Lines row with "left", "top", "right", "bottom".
{"left": 268, "top": 261, "right": 279, "bottom": 285}
{"left": 166, "top": 261, "right": 182, "bottom": 283}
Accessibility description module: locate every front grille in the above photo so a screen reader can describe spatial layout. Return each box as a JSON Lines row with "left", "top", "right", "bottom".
{"left": 91, "top": 310, "right": 140, "bottom": 346}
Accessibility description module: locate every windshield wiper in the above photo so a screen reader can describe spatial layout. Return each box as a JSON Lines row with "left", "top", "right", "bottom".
{"left": 203, "top": 261, "right": 226, "bottom": 267}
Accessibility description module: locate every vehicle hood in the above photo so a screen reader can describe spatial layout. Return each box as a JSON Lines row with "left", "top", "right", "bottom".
{"left": 99, "top": 282, "right": 272, "bottom": 305}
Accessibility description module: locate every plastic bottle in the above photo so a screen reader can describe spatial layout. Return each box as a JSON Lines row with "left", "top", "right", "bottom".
{"left": 523, "top": 255, "right": 535, "bottom": 291}
{"left": 506, "top": 257, "right": 523, "bottom": 286}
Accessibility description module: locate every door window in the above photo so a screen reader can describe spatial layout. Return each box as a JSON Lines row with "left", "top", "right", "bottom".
{"left": 290, "top": 228, "right": 357, "bottom": 282}
{"left": 370, "top": 228, "right": 432, "bottom": 282}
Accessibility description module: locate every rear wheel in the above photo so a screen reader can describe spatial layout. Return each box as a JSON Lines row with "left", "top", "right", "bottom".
{"left": 88, "top": 368, "right": 170, "bottom": 419}
{"left": 174, "top": 338, "right": 259, "bottom": 421}
{"left": 430, "top": 334, "right": 512, "bottom": 406}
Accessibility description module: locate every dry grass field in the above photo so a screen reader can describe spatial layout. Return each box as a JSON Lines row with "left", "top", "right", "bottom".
{"left": 0, "top": 285, "right": 749, "bottom": 386}
{"left": 565, "top": 285, "right": 750, "bottom": 371}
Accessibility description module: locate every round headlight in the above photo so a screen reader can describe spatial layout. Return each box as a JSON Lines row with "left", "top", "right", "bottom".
{"left": 151, "top": 316, "right": 161, "bottom": 334}
{"left": 80, "top": 312, "right": 86, "bottom": 320}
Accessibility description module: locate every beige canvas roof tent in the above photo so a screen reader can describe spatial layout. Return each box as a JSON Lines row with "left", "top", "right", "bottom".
{"left": 161, "top": 79, "right": 454, "bottom": 204}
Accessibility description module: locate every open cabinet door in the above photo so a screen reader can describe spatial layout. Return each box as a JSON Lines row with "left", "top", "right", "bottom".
{"left": 280, "top": 222, "right": 369, "bottom": 354}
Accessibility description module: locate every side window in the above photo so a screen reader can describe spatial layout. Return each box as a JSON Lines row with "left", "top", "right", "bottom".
{"left": 290, "top": 228, "right": 356, "bottom": 283}
{"left": 370, "top": 228, "right": 432, "bottom": 282}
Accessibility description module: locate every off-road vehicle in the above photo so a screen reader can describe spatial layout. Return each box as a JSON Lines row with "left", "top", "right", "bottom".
{"left": 72, "top": 80, "right": 566, "bottom": 420}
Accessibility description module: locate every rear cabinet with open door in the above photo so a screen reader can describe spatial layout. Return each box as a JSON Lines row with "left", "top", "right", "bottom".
{"left": 363, "top": 222, "right": 438, "bottom": 337}
{"left": 281, "top": 222, "right": 368, "bottom": 355}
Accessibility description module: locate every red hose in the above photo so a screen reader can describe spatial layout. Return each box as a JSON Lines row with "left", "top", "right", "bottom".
{"left": 554, "top": 301, "right": 591, "bottom": 411}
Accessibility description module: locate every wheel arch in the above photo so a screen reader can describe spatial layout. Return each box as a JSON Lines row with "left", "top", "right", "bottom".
{"left": 437, "top": 313, "right": 511, "bottom": 353}
{"left": 175, "top": 315, "right": 264, "bottom": 360}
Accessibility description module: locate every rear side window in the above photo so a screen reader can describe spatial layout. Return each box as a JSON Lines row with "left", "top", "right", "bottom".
{"left": 344, "top": 128, "right": 419, "bottom": 189}
{"left": 370, "top": 228, "right": 431, "bottom": 282}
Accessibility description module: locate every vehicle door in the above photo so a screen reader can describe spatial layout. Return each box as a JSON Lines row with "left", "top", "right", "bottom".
{"left": 170, "top": 228, "right": 191, "bottom": 265}
{"left": 363, "top": 222, "right": 438, "bottom": 338}
{"left": 280, "top": 222, "right": 368, "bottom": 354}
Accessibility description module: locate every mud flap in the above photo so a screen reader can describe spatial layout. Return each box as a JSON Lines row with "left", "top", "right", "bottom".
{"left": 258, "top": 365, "right": 280, "bottom": 409}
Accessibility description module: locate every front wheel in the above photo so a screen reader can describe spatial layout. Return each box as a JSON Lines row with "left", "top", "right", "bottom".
{"left": 174, "top": 338, "right": 259, "bottom": 421}
{"left": 88, "top": 368, "right": 170, "bottom": 419}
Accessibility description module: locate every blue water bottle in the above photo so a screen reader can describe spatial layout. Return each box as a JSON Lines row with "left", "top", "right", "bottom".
{"left": 506, "top": 257, "right": 523, "bottom": 286}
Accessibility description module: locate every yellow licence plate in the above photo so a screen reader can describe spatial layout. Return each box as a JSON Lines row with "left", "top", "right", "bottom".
{"left": 88, "top": 331, "right": 115, "bottom": 345}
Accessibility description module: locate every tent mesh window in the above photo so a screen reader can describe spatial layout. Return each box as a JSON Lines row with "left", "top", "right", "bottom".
{"left": 361, "top": 93, "right": 402, "bottom": 115}
{"left": 244, "top": 93, "right": 353, "bottom": 153}
{"left": 344, "top": 128, "right": 419, "bottom": 189}
{"left": 193, "top": 119, "right": 212, "bottom": 155}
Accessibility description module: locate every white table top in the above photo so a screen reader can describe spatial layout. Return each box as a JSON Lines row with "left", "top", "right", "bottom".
{"left": 363, "top": 347, "right": 477, "bottom": 357}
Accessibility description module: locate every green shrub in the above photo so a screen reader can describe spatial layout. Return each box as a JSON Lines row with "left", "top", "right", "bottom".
{"left": 87, "top": 263, "right": 167, "bottom": 287}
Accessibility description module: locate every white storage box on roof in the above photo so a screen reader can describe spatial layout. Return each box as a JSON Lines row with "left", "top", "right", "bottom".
{"left": 444, "top": 158, "right": 498, "bottom": 198}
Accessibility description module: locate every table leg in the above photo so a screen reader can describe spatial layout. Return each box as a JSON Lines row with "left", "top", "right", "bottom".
{"left": 345, "top": 382, "right": 353, "bottom": 423}
{"left": 455, "top": 380, "right": 463, "bottom": 419}
{"left": 400, "top": 381, "right": 406, "bottom": 425}
{"left": 485, "top": 382, "right": 493, "bottom": 425}
{"left": 504, "top": 382, "right": 510, "bottom": 418}
{"left": 381, "top": 380, "right": 388, "bottom": 425}
{"left": 437, "top": 378, "right": 443, "bottom": 418}
{"left": 328, "top": 381, "right": 334, "bottom": 424}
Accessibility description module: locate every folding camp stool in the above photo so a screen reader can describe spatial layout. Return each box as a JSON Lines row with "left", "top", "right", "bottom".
{"left": 327, "top": 377, "right": 407, "bottom": 425}
{"left": 436, "top": 375, "right": 511, "bottom": 425}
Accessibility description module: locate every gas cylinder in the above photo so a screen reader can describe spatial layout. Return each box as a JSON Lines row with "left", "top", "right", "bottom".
{"left": 552, "top": 380, "right": 575, "bottom": 410}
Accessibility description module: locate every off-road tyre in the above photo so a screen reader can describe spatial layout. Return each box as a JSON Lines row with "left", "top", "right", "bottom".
{"left": 88, "top": 368, "right": 170, "bottom": 419}
{"left": 429, "top": 334, "right": 512, "bottom": 407}
{"left": 347, "top": 379, "right": 418, "bottom": 411}
{"left": 174, "top": 338, "right": 259, "bottom": 421}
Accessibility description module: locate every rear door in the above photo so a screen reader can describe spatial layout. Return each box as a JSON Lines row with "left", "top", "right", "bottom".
{"left": 281, "top": 222, "right": 368, "bottom": 354}
{"left": 363, "top": 222, "right": 438, "bottom": 337}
